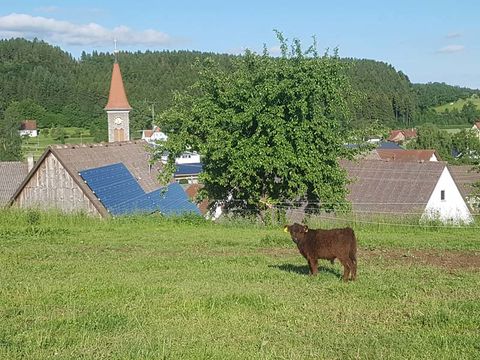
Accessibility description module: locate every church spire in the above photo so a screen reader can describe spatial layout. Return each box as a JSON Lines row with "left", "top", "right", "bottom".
{"left": 104, "top": 62, "right": 131, "bottom": 111}
{"left": 105, "top": 44, "right": 132, "bottom": 142}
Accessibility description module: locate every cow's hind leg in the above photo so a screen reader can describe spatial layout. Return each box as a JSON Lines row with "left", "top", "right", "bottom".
{"left": 338, "top": 258, "right": 351, "bottom": 282}
{"left": 350, "top": 256, "right": 357, "bottom": 281}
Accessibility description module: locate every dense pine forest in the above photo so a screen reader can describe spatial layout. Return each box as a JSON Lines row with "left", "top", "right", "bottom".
{"left": 1, "top": 38, "right": 479, "bottom": 141}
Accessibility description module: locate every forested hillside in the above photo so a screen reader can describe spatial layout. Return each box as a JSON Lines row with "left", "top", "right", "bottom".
{"left": 1, "top": 38, "right": 479, "bottom": 140}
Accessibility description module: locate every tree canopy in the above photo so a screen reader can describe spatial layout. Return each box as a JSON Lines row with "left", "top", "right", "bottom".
{"left": 0, "top": 103, "right": 23, "bottom": 161}
{"left": 155, "top": 35, "right": 357, "bottom": 214}
{"left": 1, "top": 37, "right": 480, "bottom": 139}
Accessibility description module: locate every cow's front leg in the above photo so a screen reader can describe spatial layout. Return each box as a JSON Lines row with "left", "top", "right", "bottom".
{"left": 308, "top": 258, "right": 318, "bottom": 276}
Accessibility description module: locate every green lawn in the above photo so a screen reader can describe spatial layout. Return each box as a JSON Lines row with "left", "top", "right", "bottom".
{"left": 1, "top": 210, "right": 479, "bottom": 359}
{"left": 22, "top": 128, "right": 94, "bottom": 160}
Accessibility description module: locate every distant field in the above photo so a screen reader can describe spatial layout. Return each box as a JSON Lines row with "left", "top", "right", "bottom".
{"left": 434, "top": 96, "right": 480, "bottom": 113}
{"left": 1, "top": 210, "right": 479, "bottom": 359}
{"left": 22, "top": 127, "right": 94, "bottom": 160}
{"left": 436, "top": 124, "right": 472, "bottom": 134}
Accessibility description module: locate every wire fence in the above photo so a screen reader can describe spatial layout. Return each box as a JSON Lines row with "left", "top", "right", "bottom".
{"left": 209, "top": 200, "right": 480, "bottom": 229}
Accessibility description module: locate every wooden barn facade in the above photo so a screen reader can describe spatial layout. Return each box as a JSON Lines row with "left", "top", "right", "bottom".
{"left": 10, "top": 141, "right": 171, "bottom": 217}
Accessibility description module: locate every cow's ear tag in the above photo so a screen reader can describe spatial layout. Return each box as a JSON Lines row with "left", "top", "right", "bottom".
{"left": 304, "top": 226, "right": 309, "bottom": 233}
{"left": 283, "top": 226, "right": 288, "bottom": 233}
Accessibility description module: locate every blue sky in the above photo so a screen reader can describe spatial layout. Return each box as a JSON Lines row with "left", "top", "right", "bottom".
{"left": 1, "top": 0, "right": 479, "bottom": 88}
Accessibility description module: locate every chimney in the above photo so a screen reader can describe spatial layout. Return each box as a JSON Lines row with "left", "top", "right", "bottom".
{"left": 27, "top": 155, "right": 35, "bottom": 172}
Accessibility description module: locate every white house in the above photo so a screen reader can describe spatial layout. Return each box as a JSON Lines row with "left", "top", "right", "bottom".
{"left": 423, "top": 166, "right": 473, "bottom": 223}
{"left": 141, "top": 126, "right": 168, "bottom": 143}
{"left": 342, "top": 159, "right": 473, "bottom": 224}
{"left": 19, "top": 120, "right": 38, "bottom": 137}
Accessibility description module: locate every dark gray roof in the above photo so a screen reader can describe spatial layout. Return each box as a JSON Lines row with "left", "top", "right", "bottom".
{"left": 342, "top": 159, "right": 446, "bottom": 214}
{"left": 377, "top": 141, "right": 403, "bottom": 150}
{"left": 449, "top": 165, "right": 480, "bottom": 199}
{"left": 0, "top": 162, "right": 28, "bottom": 206}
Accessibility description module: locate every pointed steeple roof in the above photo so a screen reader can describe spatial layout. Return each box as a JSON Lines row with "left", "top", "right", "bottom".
{"left": 104, "top": 62, "right": 132, "bottom": 110}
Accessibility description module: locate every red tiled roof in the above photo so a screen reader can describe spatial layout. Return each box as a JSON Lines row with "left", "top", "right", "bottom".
{"left": 387, "top": 129, "right": 417, "bottom": 142}
{"left": 104, "top": 62, "right": 132, "bottom": 110}
{"left": 402, "top": 129, "right": 417, "bottom": 139}
{"left": 387, "top": 130, "right": 403, "bottom": 142}
{"left": 377, "top": 149, "right": 440, "bottom": 162}
{"left": 20, "top": 120, "right": 37, "bottom": 130}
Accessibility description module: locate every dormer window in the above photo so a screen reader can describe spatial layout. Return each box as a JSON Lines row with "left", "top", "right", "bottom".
{"left": 440, "top": 190, "right": 445, "bottom": 201}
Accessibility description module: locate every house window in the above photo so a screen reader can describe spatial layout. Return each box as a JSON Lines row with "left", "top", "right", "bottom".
{"left": 440, "top": 190, "right": 445, "bottom": 201}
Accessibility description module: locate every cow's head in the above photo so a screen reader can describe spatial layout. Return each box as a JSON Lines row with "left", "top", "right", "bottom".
{"left": 283, "top": 223, "right": 308, "bottom": 244}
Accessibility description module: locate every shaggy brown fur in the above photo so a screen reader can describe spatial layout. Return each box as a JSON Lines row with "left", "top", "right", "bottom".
{"left": 284, "top": 223, "right": 357, "bottom": 281}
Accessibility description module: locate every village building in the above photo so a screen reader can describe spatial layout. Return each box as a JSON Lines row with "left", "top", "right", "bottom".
{"left": 10, "top": 141, "right": 199, "bottom": 217}
{"left": 387, "top": 129, "right": 417, "bottom": 143}
{"left": 376, "top": 149, "right": 440, "bottom": 162}
{"left": 141, "top": 126, "right": 168, "bottom": 143}
{"left": 19, "top": 120, "right": 38, "bottom": 137}
{"left": 341, "top": 159, "right": 473, "bottom": 224}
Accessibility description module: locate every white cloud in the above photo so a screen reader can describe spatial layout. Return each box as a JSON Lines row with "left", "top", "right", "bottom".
{"left": 446, "top": 32, "right": 462, "bottom": 39}
{"left": 268, "top": 45, "right": 282, "bottom": 56}
{"left": 436, "top": 44, "right": 464, "bottom": 54}
{"left": 0, "top": 13, "right": 173, "bottom": 47}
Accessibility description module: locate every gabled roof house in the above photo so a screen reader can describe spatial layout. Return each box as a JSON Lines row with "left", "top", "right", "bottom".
{"left": 19, "top": 120, "right": 38, "bottom": 137}
{"left": 341, "top": 160, "right": 473, "bottom": 223}
{"left": 10, "top": 141, "right": 199, "bottom": 217}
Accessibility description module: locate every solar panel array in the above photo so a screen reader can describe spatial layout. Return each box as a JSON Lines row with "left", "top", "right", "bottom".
{"left": 175, "top": 163, "right": 203, "bottom": 176}
{"left": 79, "top": 163, "right": 200, "bottom": 216}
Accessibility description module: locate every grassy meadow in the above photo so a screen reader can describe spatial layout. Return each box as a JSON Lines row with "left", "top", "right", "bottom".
{"left": 434, "top": 95, "right": 480, "bottom": 113}
{"left": 0, "top": 210, "right": 479, "bottom": 359}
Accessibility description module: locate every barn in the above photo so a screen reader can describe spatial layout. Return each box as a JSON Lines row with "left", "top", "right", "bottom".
{"left": 10, "top": 141, "right": 200, "bottom": 217}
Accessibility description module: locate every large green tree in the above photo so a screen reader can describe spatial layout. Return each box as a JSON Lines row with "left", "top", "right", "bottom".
{"left": 408, "top": 123, "right": 453, "bottom": 160}
{"left": 155, "top": 34, "right": 357, "bottom": 215}
{"left": 452, "top": 129, "right": 480, "bottom": 164}
{"left": 0, "top": 104, "right": 23, "bottom": 161}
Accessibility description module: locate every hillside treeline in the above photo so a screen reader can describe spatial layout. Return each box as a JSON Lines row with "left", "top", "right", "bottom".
{"left": 1, "top": 38, "right": 479, "bottom": 140}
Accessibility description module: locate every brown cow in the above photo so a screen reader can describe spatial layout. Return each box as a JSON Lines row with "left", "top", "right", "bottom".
{"left": 284, "top": 223, "right": 357, "bottom": 281}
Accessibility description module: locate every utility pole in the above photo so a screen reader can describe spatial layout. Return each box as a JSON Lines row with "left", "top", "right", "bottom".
{"left": 151, "top": 103, "right": 155, "bottom": 128}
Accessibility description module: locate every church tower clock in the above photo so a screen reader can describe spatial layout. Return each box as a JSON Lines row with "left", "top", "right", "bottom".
{"left": 104, "top": 56, "right": 132, "bottom": 142}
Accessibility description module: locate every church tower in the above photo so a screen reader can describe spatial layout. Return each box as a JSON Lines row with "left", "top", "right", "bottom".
{"left": 105, "top": 57, "right": 132, "bottom": 142}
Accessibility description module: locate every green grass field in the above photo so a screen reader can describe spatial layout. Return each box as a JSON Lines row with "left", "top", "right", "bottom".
{"left": 22, "top": 128, "right": 94, "bottom": 160}
{"left": 1, "top": 210, "right": 479, "bottom": 359}
{"left": 434, "top": 96, "right": 480, "bottom": 113}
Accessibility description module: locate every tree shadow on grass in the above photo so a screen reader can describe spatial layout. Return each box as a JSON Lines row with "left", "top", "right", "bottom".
{"left": 270, "top": 263, "right": 341, "bottom": 278}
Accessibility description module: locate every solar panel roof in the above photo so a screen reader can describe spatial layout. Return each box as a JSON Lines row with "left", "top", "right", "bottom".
{"left": 79, "top": 163, "right": 200, "bottom": 216}
{"left": 175, "top": 163, "right": 203, "bottom": 176}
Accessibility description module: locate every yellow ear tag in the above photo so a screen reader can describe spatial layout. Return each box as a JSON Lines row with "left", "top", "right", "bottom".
{"left": 283, "top": 227, "right": 288, "bottom": 233}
